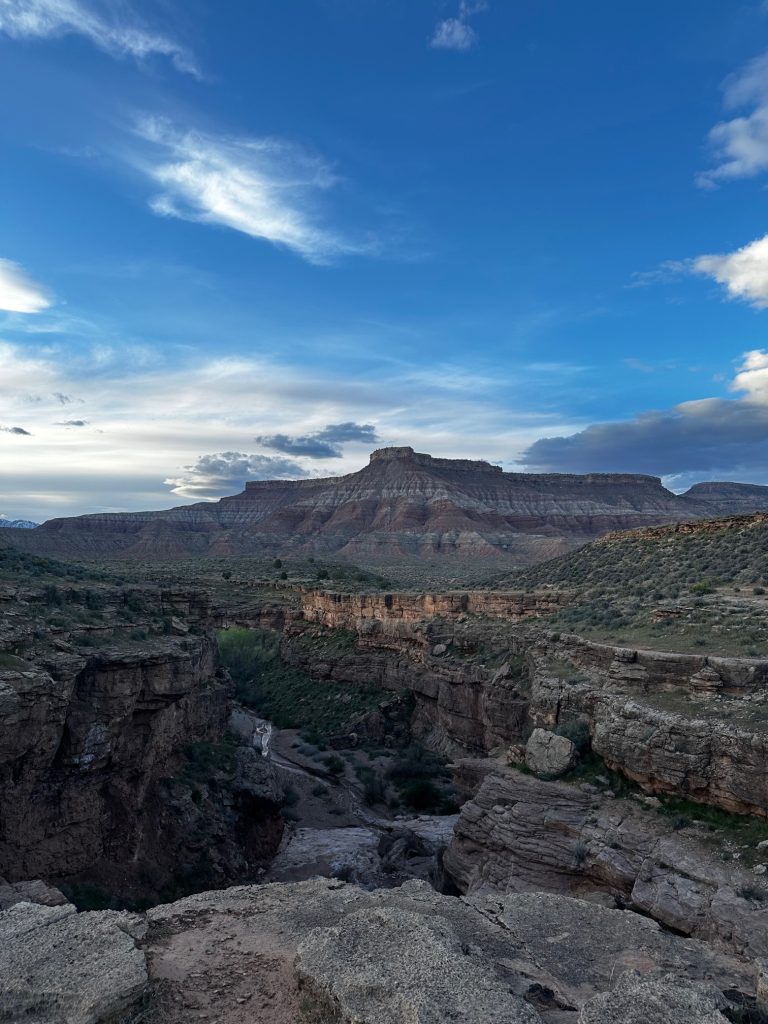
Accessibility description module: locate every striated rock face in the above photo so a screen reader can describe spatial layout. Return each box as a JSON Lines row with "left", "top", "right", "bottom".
{"left": 3, "top": 877, "right": 763, "bottom": 1024}
{"left": 7, "top": 445, "right": 765, "bottom": 563}
{"left": 444, "top": 765, "right": 768, "bottom": 959}
{"left": 278, "top": 596, "right": 768, "bottom": 813}
{"left": 302, "top": 588, "right": 571, "bottom": 627}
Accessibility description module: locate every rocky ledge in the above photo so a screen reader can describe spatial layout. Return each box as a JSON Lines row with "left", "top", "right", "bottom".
{"left": 3, "top": 876, "right": 765, "bottom": 1024}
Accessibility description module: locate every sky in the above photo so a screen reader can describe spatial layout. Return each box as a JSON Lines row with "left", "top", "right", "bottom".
{"left": 3, "top": 0, "right": 768, "bottom": 522}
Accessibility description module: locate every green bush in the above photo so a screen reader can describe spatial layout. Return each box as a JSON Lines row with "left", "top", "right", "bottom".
{"left": 323, "top": 754, "right": 345, "bottom": 776}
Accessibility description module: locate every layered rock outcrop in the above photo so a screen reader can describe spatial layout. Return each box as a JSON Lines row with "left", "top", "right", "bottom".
{"left": 278, "top": 597, "right": 768, "bottom": 814}
{"left": 444, "top": 764, "right": 768, "bottom": 958}
{"left": 302, "top": 588, "right": 571, "bottom": 627}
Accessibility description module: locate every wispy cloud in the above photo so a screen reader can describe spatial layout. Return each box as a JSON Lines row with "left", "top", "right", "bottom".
{"left": 430, "top": 1, "right": 487, "bottom": 51}
{"left": 132, "top": 116, "right": 364, "bottom": 264}
{"left": 0, "top": 0, "right": 199, "bottom": 76}
{"left": 1, "top": 425, "right": 31, "bottom": 435}
{"left": 0, "top": 259, "right": 52, "bottom": 314}
{"left": 698, "top": 51, "right": 768, "bottom": 188}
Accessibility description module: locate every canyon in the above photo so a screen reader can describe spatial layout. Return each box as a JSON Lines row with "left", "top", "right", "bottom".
{"left": 5, "top": 446, "right": 768, "bottom": 565}
{"left": 4, "top": 514, "right": 768, "bottom": 1022}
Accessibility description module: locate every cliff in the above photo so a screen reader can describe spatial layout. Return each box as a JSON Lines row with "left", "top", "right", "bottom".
{"left": 7, "top": 445, "right": 768, "bottom": 564}
{"left": 0, "top": 584, "right": 284, "bottom": 899}
{"left": 274, "top": 589, "right": 768, "bottom": 817}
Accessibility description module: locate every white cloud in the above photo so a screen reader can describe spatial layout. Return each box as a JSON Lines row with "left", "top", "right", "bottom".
{"left": 698, "top": 51, "right": 768, "bottom": 187}
{"left": 732, "top": 348, "right": 768, "bottom": 402}
{"left": 166, "top": 452, "right": 309, "bottom": 499}
{"left": 430, "top": 17, "right": 476, "bottom": 51}
{"left": 0, "top": 340, "right": 577, "bottom": 521}
{"left": 430, "top": 1, "right": 487, "bottom": 51}
{"left": 0, "top": 0, "right": 198, "bottom": 75}
{"left": 133, "top": 117, "right": 361, "bottom": 264}
{"left": 0, "top": 259, "right": 51, "bottom": 313}
{"left": 523, "top": 349, "right": 768, "bottom": 479}
{"left": 692, "top": 234, "right": 768, "bottom": 308}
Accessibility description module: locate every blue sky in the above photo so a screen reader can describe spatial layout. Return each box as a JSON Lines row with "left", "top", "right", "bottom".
{"left": 3, "top": 0, "right": 768, "bottom": 521}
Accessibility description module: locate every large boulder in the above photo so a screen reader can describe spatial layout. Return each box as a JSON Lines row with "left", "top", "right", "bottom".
{"left": 525, "top": 728, "right": 578, "bottom": 777}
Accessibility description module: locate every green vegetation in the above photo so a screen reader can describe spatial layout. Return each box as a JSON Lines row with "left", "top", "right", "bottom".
{"left": 517, "top": 517, "right": 768, "bottom": 592}
{"left": 177, "top": 739, "right": 239, "bottom": 785}
{"left": 385, "top": 744, "right": 459, "bottom": 814}
{"left": 654, "top": 794, "right": 768, "bottom": 863}
{"left": 217, "top": 626, "right": 386, "bottom": 735}
{"left": 0, "top": 652, "right": 27, "bottom": 670}
{"left": 502, "top": 517, "right": 768, "bottom": 655}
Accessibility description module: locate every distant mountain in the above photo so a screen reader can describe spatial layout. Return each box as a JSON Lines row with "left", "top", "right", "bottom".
{"left": 679, "top": 481, "right": 768, "bottom": 516}
{"left": 5, "top": 446, "right": 768, "bottom": 565}
{"left": 0, "top": 519, "right": 38, "bottom": 529}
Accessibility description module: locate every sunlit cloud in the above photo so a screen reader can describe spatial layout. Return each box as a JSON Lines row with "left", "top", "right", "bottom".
{"left": 0, "top": 0, "right": 199, "bottom": 76}
{"left": 0, "top": 259, "right": 52, "bottom": 313}
{"left": 132, "top": 117, "right": 365, "bottom": 264}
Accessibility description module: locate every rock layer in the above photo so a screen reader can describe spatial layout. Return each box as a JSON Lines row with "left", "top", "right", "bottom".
{"left": 444, "top": 764, "right": 768, "bottom": 959}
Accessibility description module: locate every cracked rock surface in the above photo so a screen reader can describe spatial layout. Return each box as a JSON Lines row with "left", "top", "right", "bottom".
{"left": 3, "top": 876, "right": 766, "bottom": 1024}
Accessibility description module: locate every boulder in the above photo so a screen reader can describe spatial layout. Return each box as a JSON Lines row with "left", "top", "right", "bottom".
{"left": 525, "top": 728, "right": 578, "bottom": 777}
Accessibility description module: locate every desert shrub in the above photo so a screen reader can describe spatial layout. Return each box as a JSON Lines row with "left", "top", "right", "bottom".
{"left": 555, "top": 719, "right": 591, "bottom": 754}
{"left": 323, "top": 754, "right": 345, "bottom": 776}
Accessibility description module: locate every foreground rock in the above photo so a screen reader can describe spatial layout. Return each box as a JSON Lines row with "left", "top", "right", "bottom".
{"left": 2, "top": 877, "right": 765, "bottom": 1023}
{"left": 445, "top": 763, "right": 768, "bottom": 959}
{"left": 0, "top": 901, "right": 147, "bottom": 1023}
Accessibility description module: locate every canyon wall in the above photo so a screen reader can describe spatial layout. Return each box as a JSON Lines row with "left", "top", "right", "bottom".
{"left": 0, "top": 587, "right": 283, "bottom": 896}
{"left": 301, "top": 588, "right": 570, "bottom": 628}
{"left": 278, "top": 591, "right": 768, "bottom": 815}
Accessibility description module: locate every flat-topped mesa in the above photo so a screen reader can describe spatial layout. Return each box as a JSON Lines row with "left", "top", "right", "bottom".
{"left": 6, "top": 444, "right": 768, "bottom": 562}
{"left": 368, "top": 446, "right": 503, "bottom": 473}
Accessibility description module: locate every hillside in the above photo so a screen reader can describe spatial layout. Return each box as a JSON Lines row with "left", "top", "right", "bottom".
{"left": 510, "top": 512, "right": 768, "bottom": 654}
{"left": 4, "top": 446, "right": 768, "bottom": 565}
